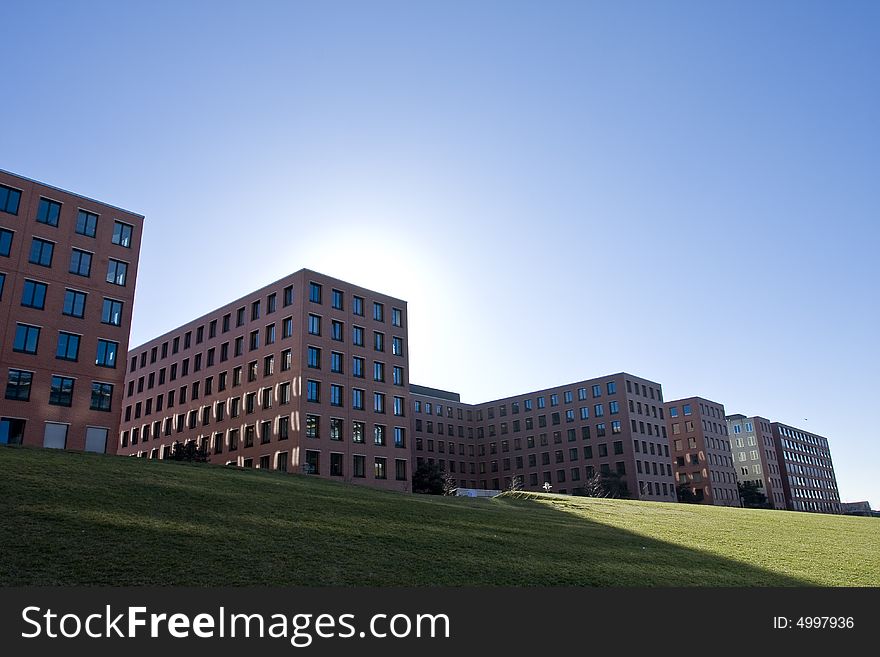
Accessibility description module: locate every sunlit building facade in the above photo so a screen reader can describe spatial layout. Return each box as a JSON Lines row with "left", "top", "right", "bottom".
{"left": 0, "top": 169, "right": 142, "bottom": 453}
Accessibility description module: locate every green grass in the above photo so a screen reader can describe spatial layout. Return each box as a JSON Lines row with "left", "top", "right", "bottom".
{"left": 1, "top": 446, "right": 877, "bottom": 586}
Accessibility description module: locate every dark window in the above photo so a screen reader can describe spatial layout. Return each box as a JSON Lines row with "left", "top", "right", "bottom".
{"left": 13, "top": 324, "right": 40, "bottom": 354}
{"left": 49, "top": 375, "right": 75, "bottom": 406}
{"left": 75, "top": 210, "right": 98, "bottom": 237}
{"left": 63, "top": 289, "right": 87, "bottom": 318}
{"left": 56, "top": 332, "right": 80, "bottom": 361}
{"left": 0, "top": 185, "right": 22, "bottom": 215}
{"left": 69, "top": 249, "right": 92, "bottom": 276}
{"left": 29, "top": 238, "right": 54, "bottom": 267}
{"left": 36, "top": 198, "right": 61, "bottom": 226}
{"left": 309, "top": 282, "right": 322, "bottom": 304}
{"left": 95, "top": 339, "right": 119, "bottom": 368}
{"left": 20, "top": 280, "right": 47, "bottom": 309}
{"left": 90, "top": 382, "right": 113, "bottom": 411}
{"left": 106, "top": 259, "right": 128, "bottom": 286}
{"left": 5, "top": 369, "right": 33, "bottom": 401}
{"left": 0, "top": 228, "right": 12, "bottom": 257}
{"left": 101, "top": 298, "right": 123, "bottom": 326}
{"left": 112, "top": 221, "right": 133, "bottom": 247}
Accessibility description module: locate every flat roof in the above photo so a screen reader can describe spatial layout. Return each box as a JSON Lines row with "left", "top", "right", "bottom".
{"left": 0, "top": 168, "right": 145, "bottom": 219}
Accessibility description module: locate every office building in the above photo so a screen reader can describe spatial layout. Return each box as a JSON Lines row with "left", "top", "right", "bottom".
{"left": 413, "top": 373, "right": 677, "bottom": 501}
{"left": 771, "top": 422, "right": 840, "bottom": 513}
{"left": 664, "top": 397, "right": 739, "bottom": 506}
{"left": 725, "top": 414, "right": 786, "bottom": 509}
{"left": 116, "top": 270, "right": 413, "bottom": 491}
{"left": 0, "top": 169, "right": 142, "bottom": 452}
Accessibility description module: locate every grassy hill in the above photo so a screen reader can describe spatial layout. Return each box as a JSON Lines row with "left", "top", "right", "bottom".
{"left": 1, "top": 446, "right": 877, "bottom": 587}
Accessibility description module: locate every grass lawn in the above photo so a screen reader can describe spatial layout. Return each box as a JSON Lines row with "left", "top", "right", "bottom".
{"left": 1, "top": 446, "right": 877, "bottom": 586}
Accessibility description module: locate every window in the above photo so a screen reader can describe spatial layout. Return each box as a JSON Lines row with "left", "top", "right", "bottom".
{"left": 75, "top": 210, "right": 98, "bottom": 237}
{"left": 0, "top": 272, "right": 5, "bottom": 300}
{"left": 56, "top": 332, "right": 80, "bottom": 361}
{"left": 374, "top": 457, "right": 387, "bottom": 479}
{"left": 5, "top": 369, "right": 33, "bottom": 401}
{"left": 90, "top": 382, "right": 113, "bottom": 411}
{"left": 607, "top": 381, "right": 617, "bottom": 394}
{"left": 392, "top": 336, "right": 403, "bottom": 356}
{"left": 373, "top": 302, "right": 384, "bottom": 322}
{"left": 60, "top": 289, "right": 87, "bottom": 319}
{"left": 352, "top": 296, "right": 364, "bottom": 316}
{"left": 683, "top": 404, "right": 692, "bottom": 416}
{"left": 251, "top": 300, "right": 261, "bottom": 321}
{"left": 49, "top": 375, "right": 75, "bottom": 406}
{"left": 394, "top": 426, "right": 406, "bottom": 448}
{"left": 374, "top": 332, "right": 384, "bottom": 352}
{"left": 391, "top": 308, "right": 402, "bottom": 327}
{"left": 392, "top": 365, "right": 404, "bottom": 386}
{"left": 21, "top": 280, "right": 47, "bottom": 309}
{"left": 305, "top": 415, "right": 319, "bottom": 439}
{"left": 395, "top": 459, "right": 407, "bottom": 481}
{"left": 330, "top": 351, "right": 343, "bottom": 373}
{"left": 29, "top": 238, "right": 54, "bottom": 267}
{"left": 352, "top": 388, "right": 364, "bottom": 410}
{"left": 0, "top": 184, "right": 22, "bottom": 215}
{"left": 330, "top": 417, "right": 343, "bottom": 440}
{"left": 332, "top": 288, "right": 343, "bottom": 310}
{"left": 106, "top": 259, "right": 128, "bottom": 286}
{"left": 36, "top": 198, "right": 61, "bottom": 226}
{"left": 282, "top": 316, "right": 293, "bottom": 339}
{"left": 0, "top": 228, "right": 13, "bottom": 258}
{"left": 265, "top": 323, "right": 275, "bottom": 345}
{"left": 308, "top": 314, "right": 321, "bottom": 336}
{"left": 101, "top": 298, "right": 123, "bottom": 326}
{"left": 374, "top": 425, "right": 386, "bottom": 446}
{"left": 374, "top": 392, "right": 385, "bottom": 414}
{"left": 307, "top": 346, "right": 321, "bottom": 369}
{"left": 306, "top": 380, "right": 320, "bottom": 403}
{"left": 353, "top": 326, "right": 364, "bottom": 346}
{"left": 329, "top": 452, "right": 343, "bottom": 476}
{"left": 112, "top": 221, "right": 133, "bottom": 247}
{"left": 353, "top": 454, "right": 366, "bottom": 477}
{"left": 373, "top": 361, "right": 385, "bottom": 382}
{"left": 352, "top": 421, "right": 365, "bottom": 443}
{"left": 353, "top": 356, "right": 365, "bottom": 378}
{"left": 330, "top": 384, "right": 343, "bottom": 407}
{"left": 13, "top": 324, "right": 40, "bottom": 354}
{"left": 309, "top": 282, "right": 322, "bottom": 303}
{"left": 331, "top": 320, "right": 343, "bottom": 341}
{"left": 95, "top": 339, "right": 119, "bottom": 368}
{"left": 393, "top": 396, "right": 405, "bottom": 416}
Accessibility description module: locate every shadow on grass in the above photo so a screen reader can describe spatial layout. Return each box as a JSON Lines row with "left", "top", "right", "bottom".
{"left": 0, "top": 446, "right": 814, "bottom": 586}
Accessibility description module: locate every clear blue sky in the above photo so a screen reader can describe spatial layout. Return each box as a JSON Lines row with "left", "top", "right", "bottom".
{"left": 2, "top": 1, "right": 878, "bottom": 507}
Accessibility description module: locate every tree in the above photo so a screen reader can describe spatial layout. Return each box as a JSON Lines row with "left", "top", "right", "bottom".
{"left": 507, "top": 474, "right": 524, "bottom": 492}
{"left": 677, "top": 483, "right": 699, "bottom": 503}
{"left": 576, "top": 470, "right": 629, "bottom": 498}
{"left": 412, "top": 462, "right": 445, "bottom": 495}
{"left": 738, "top": 481, "right": 770, "bottom": 509}
{"left": 441, "top": 470, "right": 457, "bottom": 496}
{"left": 169, "top": 440, "right": 208, "bottom": 463}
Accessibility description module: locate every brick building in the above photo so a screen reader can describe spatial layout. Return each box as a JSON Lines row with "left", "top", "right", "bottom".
{"left": 116, "top": 269, "right": 413, "bottom": 491}
{"left": 771, "top": 421, "right": 840, "bottom": 513}
{"left": 663, "top": 397, "right": 739, "bottom": 506}
{"left": 0, "top": 169, "right": 142, "bottom": 452}
{"left": 725, "top": 414, "right": 786, "bottom": 509}
{"left": 413, "top": 373, "right": 677, "bottom": 502}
